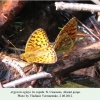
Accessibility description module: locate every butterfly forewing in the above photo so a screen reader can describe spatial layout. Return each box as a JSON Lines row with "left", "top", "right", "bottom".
{"left": 25, "top": 28, "right": 50, "bottom": 52}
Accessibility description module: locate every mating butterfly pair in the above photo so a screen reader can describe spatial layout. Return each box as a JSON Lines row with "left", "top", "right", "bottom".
{"left": 20, "top": 17, "right": 78, "bottom": 64}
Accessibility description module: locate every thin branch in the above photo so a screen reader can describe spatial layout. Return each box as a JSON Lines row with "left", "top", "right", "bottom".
{"left": 91, "top": 0, "right": 100, "bottom": 5}
{"left": 2, "top": 57, "right": 25, "bottom": 77}
{"left": 0, "top": 54, "right": 30, "bottom": 77}
{"left": 3, "top": 72, "right": 52, "bottom": 88}
{"left": 55, "top": 2, "right": 100, "bottom": 12}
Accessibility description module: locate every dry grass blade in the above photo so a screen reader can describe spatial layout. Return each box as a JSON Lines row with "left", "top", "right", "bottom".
{"left": 89, "top": 18, "right": 100, "bottom": 34}
{"left": 77, "top": 18, "right": 100, "bottom": 40}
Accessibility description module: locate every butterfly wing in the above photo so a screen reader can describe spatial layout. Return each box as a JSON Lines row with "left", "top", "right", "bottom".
{"left": 20, "top": 45, "right": 57, "bottom": 64}
{"left": 20, "top": 28, "right": 57, "bottom": 64}
{"left": 54, "top": 17, "right": 78, "bottom": 54}
{"left": 25, "top": 28, "right": 50, "bottom": 52}
{"left": 54, "top": 33, "right": 74, "bottom": 55}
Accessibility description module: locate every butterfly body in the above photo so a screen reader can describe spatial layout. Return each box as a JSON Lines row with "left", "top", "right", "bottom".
{"left": 20, "top": 28, "right": 57, "bottom": 64}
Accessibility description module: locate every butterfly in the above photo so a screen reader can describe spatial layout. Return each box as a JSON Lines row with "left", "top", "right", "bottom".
{"left": 20, "top": 28, "right": 57, "bottom": 64}
{"left": 53, "top": 17, "right": 78, "bottom": 55}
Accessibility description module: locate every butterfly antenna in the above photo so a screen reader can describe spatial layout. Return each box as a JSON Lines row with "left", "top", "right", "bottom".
{"left": 8, "top": 40, "right": 21, "bottom": 54}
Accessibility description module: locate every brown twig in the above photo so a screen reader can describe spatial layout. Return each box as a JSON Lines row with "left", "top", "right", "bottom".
{"left": 51, "top": 41, "right": 100, "bottom": 77}
{"left": 0, "top": 0, "right": 27, "bottom": 36}
{"left": 89, "top": 18, "right": 100, "bottom": 34}
{"left": 31, "top": 66, "right": 43, "bottom": 86}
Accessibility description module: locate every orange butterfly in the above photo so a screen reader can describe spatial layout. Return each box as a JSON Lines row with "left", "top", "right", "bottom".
{"left": 54, "top": 17, "right": 78, "bottom": 54}
{"left": 20, "top": 28, "right": 57, "bottom": 64}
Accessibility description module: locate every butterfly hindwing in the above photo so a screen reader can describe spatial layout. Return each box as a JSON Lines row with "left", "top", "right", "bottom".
{"left": 54, "top": 33, "right": 74, "bottom": 55}
{"left": 20, "top": 45, "right": 57, "bottom": 64}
